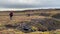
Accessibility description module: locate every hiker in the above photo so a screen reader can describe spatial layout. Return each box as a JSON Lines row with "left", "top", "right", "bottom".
{"left": 9, "top": 11, "right": 13, "bottom": 20}
{"left": 27, "top": 14, "right": 30, "bottom": 16}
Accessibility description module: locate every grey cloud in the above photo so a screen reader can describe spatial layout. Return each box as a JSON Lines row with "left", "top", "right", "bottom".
{"left": 0, "top": 0, "right": 60, "bottom": 9}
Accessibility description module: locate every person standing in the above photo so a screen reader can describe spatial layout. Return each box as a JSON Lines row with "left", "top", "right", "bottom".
{"left": 9, "top": 11, "right": 13, "bottom": 20}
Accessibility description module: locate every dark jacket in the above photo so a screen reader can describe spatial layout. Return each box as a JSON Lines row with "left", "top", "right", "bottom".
{"left": 9, "top": 12, "right": 13, "bottom": 16}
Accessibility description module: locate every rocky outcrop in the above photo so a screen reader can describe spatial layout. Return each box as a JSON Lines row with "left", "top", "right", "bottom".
{"left": 4, "top": 18, "right": 60, "bottom": 33}
{"left": 52, "top": 13, "right": 60, "bottom": 19}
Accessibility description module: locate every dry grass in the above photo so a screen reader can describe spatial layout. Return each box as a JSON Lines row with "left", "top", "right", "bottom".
{"left": 0, "top": 15, "right": 48, "bottom": 24}
{"left": 0, "top": 11, "right": 60, "bottom": 34}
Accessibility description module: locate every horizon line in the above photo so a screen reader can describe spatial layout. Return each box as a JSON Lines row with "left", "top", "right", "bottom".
{"left": 0, "top": 7, "right": 60, "bottom": 11}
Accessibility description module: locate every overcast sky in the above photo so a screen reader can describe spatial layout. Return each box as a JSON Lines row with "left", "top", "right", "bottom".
{"left": 0, "top": 0, "right": 60, "bottom": 10}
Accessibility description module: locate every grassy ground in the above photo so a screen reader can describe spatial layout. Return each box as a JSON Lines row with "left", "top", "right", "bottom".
{"left": 0, "top": 11, "right": 60, "bottom": 34}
